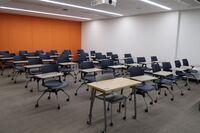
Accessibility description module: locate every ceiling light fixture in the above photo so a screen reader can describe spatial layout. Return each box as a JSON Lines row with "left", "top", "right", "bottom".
{"left": 140, "top": 0, "right": 172, "bottom": 10}
{"left": 39, "top": 0, "right": 123, "bottom": 16}
{"left": 0, "top": 6, "right": 91, "bottom": 20}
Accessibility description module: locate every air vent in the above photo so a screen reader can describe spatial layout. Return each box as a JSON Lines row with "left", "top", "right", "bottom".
{"left": 181, "top": 0, "right": 200, "bottom": 7}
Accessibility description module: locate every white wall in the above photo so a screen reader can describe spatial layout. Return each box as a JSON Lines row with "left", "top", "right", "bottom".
{"left": 177, "top": 9, "right": 200, "bottom": 65}
{"left": 82, "top": 10, "right": 200, "bottom": 64}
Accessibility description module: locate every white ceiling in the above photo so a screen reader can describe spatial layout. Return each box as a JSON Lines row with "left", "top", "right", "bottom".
{"left": 0, "top": 0, "right": 200, "bottom": 21}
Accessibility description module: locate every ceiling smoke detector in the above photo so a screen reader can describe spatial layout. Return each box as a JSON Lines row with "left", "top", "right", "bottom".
{"left": 91, "top": 0, "right": 118, "bottom": 7}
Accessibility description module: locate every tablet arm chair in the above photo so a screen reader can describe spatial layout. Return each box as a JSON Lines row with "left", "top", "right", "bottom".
{"left": 151, "top": 63, "right": 174, "bottom": 101}
{"left": 129, "top": 67, "right": 156, "bottom": 112}
{"left": 75, "top": 61, "right": 96, "bottom": 96}
{"left": 35, "top": 64, "right": 70, "bottom": 110}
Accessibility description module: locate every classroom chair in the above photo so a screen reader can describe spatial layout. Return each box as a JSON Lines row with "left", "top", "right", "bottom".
{"left": 151, "top": 63, "right": 174, "bottom": 101}
{"left": 129, "top": 67, "right": 156, "bottom": 112}
{"left": 75, "top": 61, "right": 96, "bottom": 96}
{"left": 95, "top": 73, "right": 127, "bottom": 126}
{"left": 35, "top": 64, "right": 70, "bottom": 110}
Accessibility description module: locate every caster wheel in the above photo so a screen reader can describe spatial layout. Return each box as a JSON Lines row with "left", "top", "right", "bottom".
{"left": 47, "top": 96, "right": 51, "bottom": 100}
{"left": 35, "top": 104, "right": 39, "bottom": 108}
{"left": 14, "top": 81, "right": 16, "bottom": 84}
{"left": 123, "top": 117, "right": 126, "bottom": 120}
{"left": 109, "top": 123, "right": 113, "bottom": 127}
{"left": 87, "top": 121, "right": 91, "bottom": 125}
{"left": 145, "top": 109, "right": 148, "bottom": 112}
{"left": 129, "top": 98, "right": 132, "bottom": 101}
{"left": 171, "top": 98, "right": 174, "bottom": 101}
{"left": 122, "top": 104, "right": 125, "bottom": 108}
{"left": 75, "top": 93, "right": 77, "bottom": 96}
{"left": 57, "top": 106, "right": 60, "bottom": 110}
{"left": 79, "top": 80, "right": 81, "bottom": 82}
{"left": 181, "top": 93, "right": 184, "bottom": 96}
{"left": 30, "top": 89, "right": 33, "bottom": 92}
{"left": 188, "top": 88, "right": 191, "bottom": 91}
{"left": 158, "top": 92, "right": 161, "bottom": 95}
{"left": 150, "top": 102, "right": 153, "bottom": 105}
{"left": 25, "top": 85, "right": 27, "bottom": 88}
{"left": 74, "top": 81, "right": 76, "bottom": 83}
{"left": 154, "top": 100, "right": 157, "bottom": 103}
{"left": 107, "top": 108, "right": 110, "bottom": 111}
{"left": 66, "top": 98, "right": 69, "bottom": 102}
{"left": 11, "top": 78, "right": 14, "bottom": 80}
{"left": 101, "top": 131, "right": 105, "bottom": 133}
{"left": 164, "top": 93, "right": 167, "bottom": 96}
{"left": 86, "top": 89, "right": 89, "bottom": 91}
{"left": 171, "top": 87, "right": 173, "bottom": 91}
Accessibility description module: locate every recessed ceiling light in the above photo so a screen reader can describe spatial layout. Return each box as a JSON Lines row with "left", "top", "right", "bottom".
{"left": 39, "top": 0, "right": 123, "bottom": 16}
{"left": 140, "top": 0, "right": 172, "bottom": 10}
{"left": 0, "top": 6, "right": 91, "bottom": 20}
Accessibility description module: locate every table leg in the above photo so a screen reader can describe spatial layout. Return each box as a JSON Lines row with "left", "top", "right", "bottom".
{"left": 103, "top": 93, "right": 107, "bottom": 133}
{"left": 87, "top": 89, "right": 96, "bottom": 125}
{"left": 133, "top": 87, "right": 137, "bottom": 119}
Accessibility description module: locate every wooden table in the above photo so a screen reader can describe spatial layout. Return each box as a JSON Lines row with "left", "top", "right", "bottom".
{"left": 42, "top": 59, "right": 54, "bottom": 63}
{"left": 27, "top": 56, "right": 40, "bottom": 59}
{"left": 131, "top": 75, "right": 157, "bottom": 82}
{"left": 125, "top": 63, "right": 142, "bottom": 67}
{"left": 87, "top": 77, "right": 141, "bottom": 133}
{"left": 59, "top": 62, "right": 77, "bottom": 66}
{"left": 80, "top": 68, "right": 102, "bottom": 73}
{"left": 34, "top": 72, "right": 63, "bottom": 91}
{"left": 153, "top": 71, "right": 173, "bottom": 77}
{"left": 109, "top": 65, "right": 127, "bottom": 76}
{"left": 24, "top": 64, "right": 44, "bottom": 91}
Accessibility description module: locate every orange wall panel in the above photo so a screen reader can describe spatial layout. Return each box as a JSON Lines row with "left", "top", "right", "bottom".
{"left": 0, "top": 13, "right": 81, "bottom": 54}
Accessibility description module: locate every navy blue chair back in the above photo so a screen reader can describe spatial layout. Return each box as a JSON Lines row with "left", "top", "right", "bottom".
{"left": 151, "top": 63, "right": 161, "bottom": 72}
{"left": 95, "top": 52, "right": 103, "bottom": 60}
{"left": 80, "top": 61, "right": 94, "bottom": 69}
{"left": 106, "top": 52, "right": 113, "bottom": 57}
{"left": 40, "top": 54, "right": 50, "bottom": 60}
{"left": 124, "top": 54, "right": 132, "bottom": 58}
{"left": 137, "top": 57, "right": 146, "bottom": 63}
{"left": 42, "top": 64, "right": 59, "bottom": 73}
{"left": 19, "top": 51, "right": 28, "bottom": 56}
{"left": 36, "top": 50, "right": 44, "bottom": 56}
{"left": 57, "top": 56, "right": 70, "bottom": 63}
{"left": 90, "top": 51, "right": 96, "bottom": 56}
{"left": 124, "top": 58, "right": 134, "bottom": 64}
{"left": 0, "top": 51, "right": 9, "bottom": 55}
{"left": 182, "top": 59, "right": 189, "bottom": 66}
{"left": 101, "top": 59, "right": 113, "bottom": 69}
{"left": 78, "top": 53, "right": 87, "bottom": 64}
{"left": 77, "top": 49, "right": 84, "bottom": 55}
{"left": 129, "top": 67, "right": 144, "bottom": 77}
{"left": 63, "top": 50, "right": 71, "bottom": 56}
{"left": 175, "top": 60, "right": 181, "bottom": 68}
{"left": 28, "top": 52, "right": 36, "bottom": 56}
{"left": 50, "top": 50, "right": 57, "bottom": 55}
{"left": 28, "top": 59, "right": 42, "bottom": 65}
{"left": 13, "top": 56, "right": 26, "bottom": 61}
{"left": 151, "top": 56, "right": 158, "bottom": 62}
{"left": 162, "top": 62, "right": 172, "bottom": 72}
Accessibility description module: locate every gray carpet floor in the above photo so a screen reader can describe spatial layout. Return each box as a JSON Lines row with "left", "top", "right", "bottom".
{"left": 0, "top": 70, "right": 200, "bottom": 133}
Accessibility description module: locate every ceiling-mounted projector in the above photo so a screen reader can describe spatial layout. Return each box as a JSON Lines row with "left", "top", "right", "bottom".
{"left": 91, "top": 0, "right": 117, "bottom": 7}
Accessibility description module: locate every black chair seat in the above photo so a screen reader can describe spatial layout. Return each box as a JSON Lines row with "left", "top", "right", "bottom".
{"left": 43, "top": 80, "right": 68, "bottom": 90}
{"left": 136, "top": 84, "right": 155, "bottom": 91}
{"left": 83, "top": 75, "right": 96, "bottom": 82}
{"left": 96, "top": 93, "right": 125, "bottom": 103}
